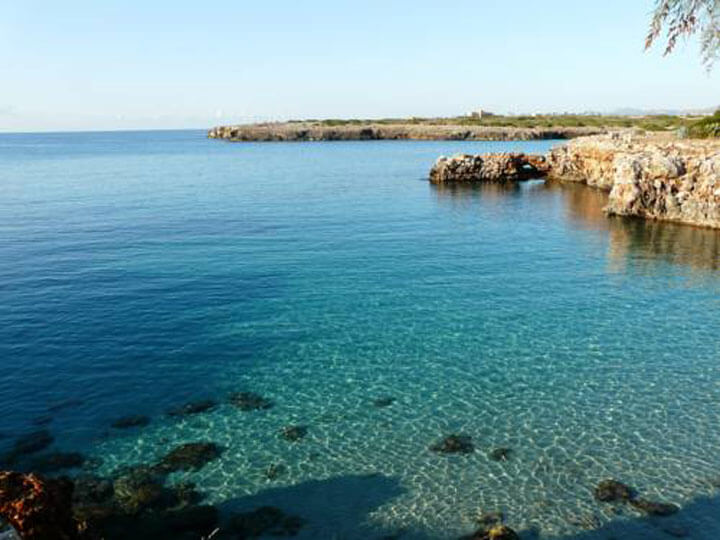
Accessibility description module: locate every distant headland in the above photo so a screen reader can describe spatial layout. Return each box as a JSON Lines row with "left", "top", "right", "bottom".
{"left": 208, "top": 113, "right": 707, "bottom": 142}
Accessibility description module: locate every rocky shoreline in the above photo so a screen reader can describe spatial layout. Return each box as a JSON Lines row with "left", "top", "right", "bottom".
{"left": 430, "top": 132, "right": 720, "bottom": 229}
{"left": 208, "top": 122, "right": 605, "bottom": 142}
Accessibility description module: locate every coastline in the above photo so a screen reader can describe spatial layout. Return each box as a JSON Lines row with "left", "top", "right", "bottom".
{"left": 428, "top": 132, "right": 720, "bottom": 229}
{"left": 207, "top": 122, "right": 606, "bottom": 142}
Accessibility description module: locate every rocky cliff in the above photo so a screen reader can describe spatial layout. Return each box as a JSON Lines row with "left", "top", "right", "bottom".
{"left": 548, "top": 133, "right": 720, "bottom": 228}
{"left": 208, "top": 123, "right": 604, "bottom": 142}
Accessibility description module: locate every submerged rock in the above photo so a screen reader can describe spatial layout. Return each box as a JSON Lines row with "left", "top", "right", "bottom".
{"left": 113, "top": 466, "right": 167, "bottom": 514}
{"left": 228, "top": 506, "right": 305, "bottom": 537}
{"left": 167, "top": 399, "right": 216, "bottom": 417}
{"left": 488, "top": 448, "right": 512, "bottom": 462}
{"left": 30, "top": 451, "right": 85, "bottom": 472}
{"left": 629, "top": 498, "right": 680, "bottom": 516}
{"left": 155, "top": 442, "right": 222, "bottom": 473}
{"left": 229, "top": 391, "right": 274, "bottom": 411}
{"left": 594, "top": 479, "right": 634, "bottom": 502}
{"left": 9, "top": 430, "right": 54, "bottom": 458}
{"left": 373, "top": 397, "right": 396, "bottom": 408}
{"left": 462, "top": 524, "right": 520, "bottom": 540}
{"left": 0, "top": 471, "right": 80, "bottom": 539}
{"left": 111, "top": 415, "right": 150, "bottom": 429}
{"left": 476, "top": 510, "right": 504, "bottom": 527}
{"left": 280, "top": 426, "right": 307, "bottom": 443}
{"left": 265, "top": 463, "right": 287, "bottom": 480}
{"left": 430, "top": 434, "right": 474, "bottom": 454}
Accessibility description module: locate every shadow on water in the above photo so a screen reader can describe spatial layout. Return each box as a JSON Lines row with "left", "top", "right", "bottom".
{"left": 215, "top": 473, "right": 431, "bottom": 539}
{"left": 545, "top": 491, "right": 720, "bottom": 540}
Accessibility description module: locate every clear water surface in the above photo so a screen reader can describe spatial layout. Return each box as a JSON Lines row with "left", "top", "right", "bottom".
{"left": 1, "top": 130, "right": 720, "bottom": 539}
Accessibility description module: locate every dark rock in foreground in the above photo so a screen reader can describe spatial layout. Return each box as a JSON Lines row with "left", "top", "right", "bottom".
{"left": 155, "top": 442, "right": 222, "bottom": 473}
{"left": 229, "top": 391, "right": 274, "bottom": 411}
{"left": 594, "top": 479, "right": 634, "bottom": 502}
{"left": 0, "top": 471, "right": 81, "bottom": 539}
{"left": 429, "top": 434, "right": 475, "bottom": 454}
{"left": 111, "top": 415, "right": 150, "bottom": 429}
{"left": 429, "top": 153, "right": 549, "bottom": 184}
{"left": 228, "top": 506, "right": 305, "bottom": 537}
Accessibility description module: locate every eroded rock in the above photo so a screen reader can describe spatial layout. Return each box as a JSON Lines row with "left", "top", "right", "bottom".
{"left": 280, "top": 426, "right": 307, "bottom": 443}
{"left": 168, "top": 399, "right": 216, "bottom": 417}
{"left": 430, "top": 153, "right": 550, "bottom": 184}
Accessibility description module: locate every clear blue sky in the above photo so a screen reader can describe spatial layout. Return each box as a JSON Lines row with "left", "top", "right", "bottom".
{"left": 1, "top": 0, "right": 718, "bottom": 131}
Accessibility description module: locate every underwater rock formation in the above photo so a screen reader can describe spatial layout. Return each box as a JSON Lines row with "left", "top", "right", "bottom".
{"left": 429, "top": 434, "right": 475, "bottom": 454}
{"left": 111, "top": 415, "right": 150, "bottom": 429}
{"left": 594, "top": 479, "right": 633, "bottom": 502}
{"left": 167, "top": 399, "right": 216, "bottom": 417}
{"left": 30, "top": 451, "right": 85, "bottom": 472}
{"left": 0, "top": 471, "right": 81, "bottom": 539}
{"left": 461, "top": 524, "right": 520, "bottom": 540}
{"left": 154, "top": 442, "right": 222, "bottom": 473}
{"left": 429, "top": 153, "right": 550, "bottom": 184}
{"left": 6, "top": 430, "right": 54, "bottom": 462}
{"left": 280, "top": 425, "right": 307, "bottom": 442}
{"left": 629, "top": 498, "right": 680, "bottom": 516}
{"left": 229, "top": 391, "right": 274, "bottom": 411}
{"left": 373, "top": 397, "right": 396, "bottom": 408}
{"left": 548, "top": 133, "right": 720, "bottom": 228}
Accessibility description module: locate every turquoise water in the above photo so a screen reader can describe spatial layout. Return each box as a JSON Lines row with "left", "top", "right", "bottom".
{"left": 1, "top": 131, "right": 720, "bottom": 539}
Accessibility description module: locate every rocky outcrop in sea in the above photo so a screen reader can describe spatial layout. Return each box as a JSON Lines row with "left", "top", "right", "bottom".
{"left": 429, "top": 153, "right": 549, "bottom": 184}
{"left": 429, "top": 132, "right": 720, "bottom": 229}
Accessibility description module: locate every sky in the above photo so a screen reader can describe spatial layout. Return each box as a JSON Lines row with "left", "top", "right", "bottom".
{"left": 1, "top": 0, "right": 719, "bottom": 132}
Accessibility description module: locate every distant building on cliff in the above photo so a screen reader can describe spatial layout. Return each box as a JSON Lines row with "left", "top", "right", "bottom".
{"left": 468, "top": 109, "right": 496, "bottom": 119}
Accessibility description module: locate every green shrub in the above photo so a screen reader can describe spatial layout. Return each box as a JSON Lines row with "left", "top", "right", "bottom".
{"left": 687, "top": 110, "right": 720, "bottom": 138}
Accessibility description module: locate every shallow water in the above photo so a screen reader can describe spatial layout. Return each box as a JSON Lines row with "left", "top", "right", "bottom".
{"left": 1, "top": 131, "right": 720, "bottom": 539}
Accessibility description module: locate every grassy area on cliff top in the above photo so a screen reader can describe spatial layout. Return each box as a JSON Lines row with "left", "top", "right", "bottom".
{"left": 289, "top": 113, "right": 716, "bottom": 135}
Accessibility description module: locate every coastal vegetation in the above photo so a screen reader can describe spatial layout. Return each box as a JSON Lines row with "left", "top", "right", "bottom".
{"left": 647, "top": 0, "right": 720, "bottom": 68}
{"left": 687, "top": 108, "right": 720, "bottom": 137}
{"left": 291, "top": 114, "right": 700, "bottom": 132}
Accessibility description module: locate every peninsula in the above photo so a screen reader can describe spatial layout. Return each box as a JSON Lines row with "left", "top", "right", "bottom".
{"left": 207, "top": 114, "right": 699, "bottom": 142}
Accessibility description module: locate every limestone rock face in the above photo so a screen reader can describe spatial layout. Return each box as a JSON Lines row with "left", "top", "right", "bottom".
{"left": 429, "top": 153, "right": 549, "bottom": 184}
{"left": 549, "top": 133, "right": 720, "bottom": 228}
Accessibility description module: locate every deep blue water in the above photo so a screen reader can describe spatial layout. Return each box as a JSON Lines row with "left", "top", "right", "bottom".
{"left": 1, "top": 130, "right": 720, "bottom": 539}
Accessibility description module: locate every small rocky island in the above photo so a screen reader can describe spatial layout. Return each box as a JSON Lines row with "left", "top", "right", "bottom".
{"left": 430, "top": 132, "right": 720, "bottom": 229}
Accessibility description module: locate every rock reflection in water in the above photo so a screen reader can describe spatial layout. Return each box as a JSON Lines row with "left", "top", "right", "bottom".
{"left": 432, "top": 179, "right": 720, "bottom": 273}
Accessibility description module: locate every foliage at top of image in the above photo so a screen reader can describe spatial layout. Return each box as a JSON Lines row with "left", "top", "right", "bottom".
{"left": 646, "top": 0, "right": 720, "bottom": 68}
